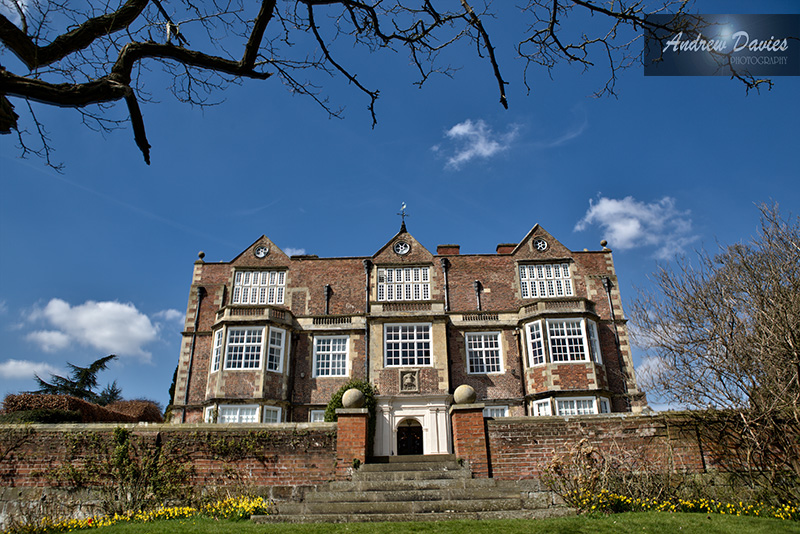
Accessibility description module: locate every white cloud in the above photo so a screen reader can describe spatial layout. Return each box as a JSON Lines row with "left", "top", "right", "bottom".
{"left": 153, "top": 309, "right": 184, "bottom": 322}
{"left": 26, "top": 330, "right": 71, "bottom": 352}
{"left": 0, "top": 300, "right": 7, "bottom": 314}
{"left": 437, "top": 119, "right": 517, "bottom": 170}
{"left": 284, "top": 247, "right": 306, "bottom": 257}
{"left": 574, "top": 196, "right": 698, "bottom": 259}
{"left": 0, "top": 359, "right": 61, "bottom": 380}
{"left": 26, "top": 299, "right": 159, "bottom": 362}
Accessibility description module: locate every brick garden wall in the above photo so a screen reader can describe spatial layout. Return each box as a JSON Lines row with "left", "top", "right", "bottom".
{"left": 0, "top": 422, "right": 337, "bottom": 489}
{"left": 486, "top": 413, "right": 708, "bottom": 479}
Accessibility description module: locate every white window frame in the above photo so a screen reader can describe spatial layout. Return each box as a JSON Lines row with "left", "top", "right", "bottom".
{"left": 384, "top": 323, "right": 432, "bottom": 367}
{"left": 466, "top": 332, "right": 503, "bottom": 374}
{"left": 533, "top": 399, "right": 552, "bottom": 416}
{"left": 211, "top": 329, "right": 224, "bottom": 372}
{"left": 265, "top": 327, "right": 287, "bottom": 373}
{"left": 232, "top": 270, "right": 286, "bottom": 305}
{"left": 555, "top": 397, "right": 598, "bottom": 416}
{"left": 313, "top": 336, "right": 349, "bottom": 377}
{"left": 483, "top": 405, "right": 508, "bottom": 418}
{"left": 377, "top": 267, "right": 431, "bottom": 301}
{"left": 599, "top": 397, "right": 611, "bottom": 414}
{"left": 262, "top": 406, "right": 282, "bottom": 424}
{"left": 519, "top": 263, "right": 573, "bottom": 299}
{"left": 217, "top": 404, "right": 260, "bottom": 423}
{"left": 526, "top": 320, "right": 545, "bottom": 366}
{"left": 309, "top": 409, "right": 326, "bottom": 423}
{"left": 204, "top": 406, "right": 217, "bottom": 423}
{"left": 548, "top": 319, "right": 589, "bottom": 363}
{"left": 224, "top": 327, "right": 264, "bottom": 370}
{"left": 587, "top": 320, "right": 603, "bottom": 364}
{"left": 525, "top": 318, "right": 602, "bottom": 366}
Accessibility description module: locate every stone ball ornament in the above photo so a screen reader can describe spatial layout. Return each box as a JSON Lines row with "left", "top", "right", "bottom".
{"left": 453, "top": 384, "right": 477, "bottom": 405}
{"left": 342, "top": 388, "right": 366, "bottom": 409}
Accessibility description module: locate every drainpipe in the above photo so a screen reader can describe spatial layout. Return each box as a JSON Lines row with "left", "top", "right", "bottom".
{"left": 473, "top": 280, "right": 482, "bottom": 311}
{"left": 324, "top": 284, "right": 332, "bottom": 315}
{"left": 182, "top": 285, "right": 205, "bottom": 423}
{"left": 363, "top": 260, "right": 372, "bottom": 381}
{"left": 440, "top": 258, "right": 450, "bottom": 312}
{"left": 602, "top": 276, "right": 629, "bottom": 401}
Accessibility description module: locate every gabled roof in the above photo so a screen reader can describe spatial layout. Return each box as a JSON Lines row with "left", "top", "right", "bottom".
{"left": 372, "top": 224, "right": 434, "bottom": 264}
{"left": 511, "top": 224, "right": 574, "bottom": 260}
{"left": 230, "top": 235, "right": 290, "bottom": 267}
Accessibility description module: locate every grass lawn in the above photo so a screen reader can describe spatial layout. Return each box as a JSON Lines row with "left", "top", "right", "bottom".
{"left": 77, "top": 513, "right": 800, "bottom": 534}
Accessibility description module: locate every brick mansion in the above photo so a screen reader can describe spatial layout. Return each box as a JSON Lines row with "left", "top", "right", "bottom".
{"left": 170, "top": 221, "right": 646, "bottom": 456}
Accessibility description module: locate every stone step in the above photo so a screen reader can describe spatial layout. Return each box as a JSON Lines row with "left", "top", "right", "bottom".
{"left": 274, "top": 497, "right": 541, "bottom": 516}
{"left": 253, "top": 507, "right": 575, "bottom": 524}
{"left": 351, "top": 468, "right": 471, "bottom": 482}
{"left": 304, "top": 487, "right": 524, "bottom": 503}
{"left": 369, "top": 454, "right": 457, "bottom": 463}
{"left": 357, "top": 461, "right": 464, "bottom": 473}
{"left": 259, "top": 455, "right": 564, "bottom": 523}
{"left": 325, "top": 477, "right": 500, "bottom": 492}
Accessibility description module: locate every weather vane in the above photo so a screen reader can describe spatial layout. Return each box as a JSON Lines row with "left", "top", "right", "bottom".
{"left": 397, "top": 202, "right": 409, "bottom": 223}
{"left": 397, "top": 202, "right": 410, "bottom": 228}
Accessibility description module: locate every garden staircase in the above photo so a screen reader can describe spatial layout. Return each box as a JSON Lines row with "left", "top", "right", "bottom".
{"left": 252, "top": 454, "right": 569, "bottom": 523}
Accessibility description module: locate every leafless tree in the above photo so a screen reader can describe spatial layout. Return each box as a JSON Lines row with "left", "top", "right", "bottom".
{"left": 0, "top": 1, "right": 774, "bottom": 168}
{"left": 633, "top": 203, "right": 800, "bottom": 502}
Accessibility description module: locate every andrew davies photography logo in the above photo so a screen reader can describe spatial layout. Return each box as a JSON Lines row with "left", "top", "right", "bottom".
{"left": 644, "top": 14, "right": 799, "bottom": 77}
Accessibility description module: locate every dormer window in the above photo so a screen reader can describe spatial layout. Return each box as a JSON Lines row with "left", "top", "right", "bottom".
{"left": 232, "top": 270, "right": 285, "bottom": 305}
{"left": 377, "top": 267, "right": 430, "bottom": 301}
{"left": 519, "top": 263, "right": 573, "bottom": 299}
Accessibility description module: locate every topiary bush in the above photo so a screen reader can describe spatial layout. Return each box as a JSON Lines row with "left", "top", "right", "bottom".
{"left": 325, "top": 379, "right": 378, "bottom": 455}
{"left": 0, "top": 408, "right": 82, "bottom": 424}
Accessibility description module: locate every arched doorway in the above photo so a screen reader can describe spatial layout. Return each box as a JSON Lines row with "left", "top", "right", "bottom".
{"left": 396, "top": 418, "right": 423, "bottom": 455}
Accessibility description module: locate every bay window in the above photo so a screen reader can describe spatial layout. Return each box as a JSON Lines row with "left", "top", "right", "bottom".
{"left": 525, "top": 318, "right": 603, "bottom": 366}
{"left": 220, "top": 325, "right": 286, "bottom": 372}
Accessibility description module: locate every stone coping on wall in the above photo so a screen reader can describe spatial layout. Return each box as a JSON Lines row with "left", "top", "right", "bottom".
{"left": 0, "top": 422, "right": 337, "bottom": 432}
{"left": 486, "top": 411, "right": 697, "bottom": 424}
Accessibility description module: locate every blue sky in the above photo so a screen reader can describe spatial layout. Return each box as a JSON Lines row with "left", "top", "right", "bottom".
{"left": 1, "top": 1, "right": 798, "bottom": 410}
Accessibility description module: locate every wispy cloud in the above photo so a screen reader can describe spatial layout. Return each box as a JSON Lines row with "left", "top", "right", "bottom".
{"left": 26, "top": 299, "right": 160, "bottom": 362}
{"left": 434, "top": 119, "right": 518, "bottom": 170}
{"left": 533, "top": 111, "right": 588, "bottom": 148}
{"left": 0, "top": 359, "right": 61, "bottom": 381}
{"left": 153, "top": 309, "right": 184, "bottom": 323}
{"left": 283, "top": 247, "right": 306, "bottom": 257}
{"left": 574, "top": 196, "right": 698, "bottom": 259}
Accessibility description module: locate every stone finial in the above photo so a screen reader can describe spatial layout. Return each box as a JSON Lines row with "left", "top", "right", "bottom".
{"left": 342, "top": 388, "right": 366, "bottom": 408}
{"left": 600, "top": 240, "right": 608, "bottom": 248}
{"left": 453, "top": 384, "right": 477, "bottom": 405}
{"left": 195, "top": 251, "right": 206, "bottom": 264}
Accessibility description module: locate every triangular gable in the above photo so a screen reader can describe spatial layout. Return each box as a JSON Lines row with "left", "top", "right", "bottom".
{"left": 230, "top": 235, "right": 290, "bottom": 267}
{"left": 373, "top": 225, "right": 434, "bottom": 264}
{"left": 512, "top": 225, "right": 573, "bottom": 261}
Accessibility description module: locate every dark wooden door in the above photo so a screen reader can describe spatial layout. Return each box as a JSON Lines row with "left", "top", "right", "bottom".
{"left": 397, "top": 424, "right": 423, "bottom": 455}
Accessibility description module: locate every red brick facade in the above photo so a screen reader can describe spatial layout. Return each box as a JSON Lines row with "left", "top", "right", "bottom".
{"left": 171, "top": 223, "right": 645, "bottom": 455}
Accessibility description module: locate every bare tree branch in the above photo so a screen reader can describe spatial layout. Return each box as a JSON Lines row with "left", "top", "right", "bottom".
{"left": 0, "top": 1, "right": 780, "bottom": 166}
